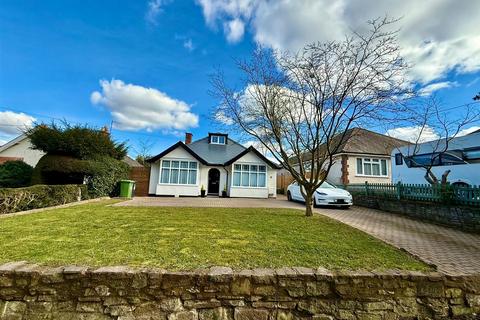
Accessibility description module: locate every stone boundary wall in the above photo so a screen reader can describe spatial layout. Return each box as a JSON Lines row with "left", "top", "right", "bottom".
{"left": 1, "top": 262, "right": 480, "bottom": 319}
{"left": 351, "top": 194, "right": 480, "bottom": 234}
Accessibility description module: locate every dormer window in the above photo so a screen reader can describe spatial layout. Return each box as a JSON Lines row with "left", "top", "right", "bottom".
{"left": 211, "top": 135, "right": 225, "bottom": 144}
{"left": 209, "top": 133, "right": 227, "bottom": 145}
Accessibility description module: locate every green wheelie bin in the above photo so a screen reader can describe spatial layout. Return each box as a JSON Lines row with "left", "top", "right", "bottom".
{"left": 119, "top": 180, "right": 136, "bottom": 198}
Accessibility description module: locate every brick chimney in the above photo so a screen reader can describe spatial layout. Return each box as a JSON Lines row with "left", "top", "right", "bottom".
{"left": 101, "top": 126, "right": 110, "bottom": 136}
{"left": 185, "top": 132, "right": 193, "bottom": 144}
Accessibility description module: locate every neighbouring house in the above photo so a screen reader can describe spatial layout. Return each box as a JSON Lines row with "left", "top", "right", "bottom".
{"left": 278, "top": 128, "right": 407, "bottom": 189}
{"left": 147, "top": 133, "right": 281, "bottom": 198}
{"left": 325, "top": 128, "right": 408, "bottom": 185}
{"left": 0, "top": 134, "right": 44, "bottom": 166}
{"left": 0, "top": 134, "right": 142, "bottom": 168}
{"left": 392, "top": 129, "right": 480, "bottom": 186}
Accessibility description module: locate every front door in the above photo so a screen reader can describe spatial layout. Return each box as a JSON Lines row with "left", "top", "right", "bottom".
{"left": 208, "top": 168, "right": 220, "bottom": 195}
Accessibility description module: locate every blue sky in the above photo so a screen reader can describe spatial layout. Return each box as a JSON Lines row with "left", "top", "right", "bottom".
{"left": 1, "top": 0, "right": 480, "bottom": 156}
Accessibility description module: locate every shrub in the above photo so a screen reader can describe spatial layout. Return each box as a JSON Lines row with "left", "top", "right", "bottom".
{"left": 85, "top": 157, "right": 130, "bottom": 198}
{"left": 32, "top": 155, "right": 129, "bottom": 197}
{"left": 31, "top": 155, "right": 95, "bottom": 185}
{"left": 26, "top": 123, "right": 130, "bottom": 197}
{"left": 0, "top": 161, "right": 33, "bottom": 188}
{"left": 26, "top": 123, "right": 127, "bottom": 160}
{"left": 0, "top": 184, "right": 88, "bottom": 215}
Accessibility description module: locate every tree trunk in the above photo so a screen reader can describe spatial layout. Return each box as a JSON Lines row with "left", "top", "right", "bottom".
{"left": 305, "top": 192, "right": 314, "bottom": 217}
{"left": 424, "top": 168, "right": 439, "bottom": 185}
{"left": 441, "top": 170, "right": 451, "bottom": 185}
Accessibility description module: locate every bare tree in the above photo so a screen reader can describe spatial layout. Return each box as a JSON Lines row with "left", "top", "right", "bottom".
{"left": 134, "top": 139, "right": 155, "bottom": 167}
{"left": 392, "top": 98, "right": 480, "bottom": 186}
{"left": 211, "top": 17, "right": 413, "bottom": 216}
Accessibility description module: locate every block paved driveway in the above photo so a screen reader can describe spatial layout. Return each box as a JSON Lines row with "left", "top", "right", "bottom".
{"left": 116, "top": 196, "right": 480, "bottom": 275}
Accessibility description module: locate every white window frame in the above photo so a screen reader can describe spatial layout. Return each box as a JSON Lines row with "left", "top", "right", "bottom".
{"left": 356, "top": 157, "right": 388, "bottom": 177}
{"left": 210, "top": 135, "right": 226, "bottom": 145}
{"left": 159, "top": 159, "right": 199, "bottom": 186}
{"left": 231, "top": 162, "right": 267, "bottom": 188}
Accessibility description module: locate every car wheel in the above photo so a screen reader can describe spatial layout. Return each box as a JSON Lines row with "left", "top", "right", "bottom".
{"left": 287, "top": 191, "right": 292, "bottom": 201}
{"left": 313, "top": 197, "right": 319, "bottom": 208}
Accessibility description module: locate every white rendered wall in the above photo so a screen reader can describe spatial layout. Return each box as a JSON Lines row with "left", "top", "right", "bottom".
{"left": 0, "top": 139, "right": 45, "bottom": 167}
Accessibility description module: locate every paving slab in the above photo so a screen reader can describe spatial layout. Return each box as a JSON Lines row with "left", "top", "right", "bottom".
{"left": 316, "top": 205, "right": 480, "bottom": 275}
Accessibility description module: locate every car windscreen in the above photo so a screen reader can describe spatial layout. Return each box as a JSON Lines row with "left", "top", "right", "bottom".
{"left": 319, "top": 181, "right": 336, "bottom": 189}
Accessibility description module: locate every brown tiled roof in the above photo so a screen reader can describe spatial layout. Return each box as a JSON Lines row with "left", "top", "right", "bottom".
{"left": 123, "top": 155, "right": 144, "bottom": 167}
{"left": 0, "top": 157, "right": 23, "bottom": 165}
{"left": 331, "top": 128, "right": 409, "bottom": 156}
{"left": 290, "top": 128, "right": 409, "bottom": 164}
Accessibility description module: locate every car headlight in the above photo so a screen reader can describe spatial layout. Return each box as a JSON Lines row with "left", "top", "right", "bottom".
{"left": 316, "top": 192, "right": 327, "bottom": 195}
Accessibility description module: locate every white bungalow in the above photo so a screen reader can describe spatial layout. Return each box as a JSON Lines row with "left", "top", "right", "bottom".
{"left": 147, "top": 133, "right": 280, "bottom": 198}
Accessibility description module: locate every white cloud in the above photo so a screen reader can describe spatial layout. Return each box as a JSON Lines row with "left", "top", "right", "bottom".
{"left": 195, "top": 0, "right": 255, "bottom": 43}
{"left": 224, "top": 18, "right": 245, "bottom": 43}
{"left": 196, "top": 0, "right": 480, "bottom": 83}
{"left": 145, "top": 0, "right": 170, "bottom": 25}
{"left": 90, "top": 79, "right": 199, "bottom": 132}
{"left": 243, "top": 139, "right": 262, "bottom": 149}
{"left": 243, "top": 139, "right": 279, "bottom": 164}
{"left": 457, "top": 126, "right": 480, "bottom": 137}
{"left": 0, "top": 111, "right": 36, "bottom": 135}
{"left": 0, "top": 111, "right": 36, "bottom": 146}
{"left": 386, "top": 125, "right": 439, "bottom": 143}
{"left": 418, "top": 81, "right": 457, "bottom": 96}
{"left": 386, "top": 125, "right": 480, "bottom": 144}
{"left": 183, "top": 38, "right": 195, "bottom": 51}
{"left": 196, "top": 0, "right": 256, "bottom": 25}
{"left": 214, "top": 111, "right": 234, "bottom": 125}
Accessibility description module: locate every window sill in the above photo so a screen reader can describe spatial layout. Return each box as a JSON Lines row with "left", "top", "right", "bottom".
{"left": 231, "top": 186, "right": 267, "bottom": 189}
{"left": 354, "top": 174, "right": 389, "bottom": 178}
{"left": 158, "top": 183, "right": 199, "bottom": 187}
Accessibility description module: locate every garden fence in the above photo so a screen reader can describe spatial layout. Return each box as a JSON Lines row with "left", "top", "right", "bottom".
{"left": 345, "top": 182, "right": 480, "bottom": 207}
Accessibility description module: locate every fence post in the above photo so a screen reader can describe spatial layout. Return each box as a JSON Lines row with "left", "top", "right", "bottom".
{"left": 365, "top": 181, "right": 369, "bottom": 196}
{"left": 396, "top": 181, "right": 402, "bottom": 200}
{"left": 442, "top": 182, "right": 453, "bottom": 204}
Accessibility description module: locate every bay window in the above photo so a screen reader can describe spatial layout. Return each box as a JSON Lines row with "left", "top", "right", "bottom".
{"left": 160, "top": 160, "right": 197, "bottom": 185}
{"left": 233, "top": 164, "right": 266, "bottom": 187}
{"left": 356, "top": 158, "right": 388, "bottom": 176}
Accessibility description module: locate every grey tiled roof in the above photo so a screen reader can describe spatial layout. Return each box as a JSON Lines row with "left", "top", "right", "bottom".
{"left": 147, "top": 135, "right": 281, "bottom": 169}
{"left": 187, "top": 137, "right": 246, "bottom": 165}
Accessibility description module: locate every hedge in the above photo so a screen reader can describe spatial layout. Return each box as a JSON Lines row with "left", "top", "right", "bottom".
{"left": 85, "top": 157, "right": 130, "bottom": 198}
{"left": 0, "top": 160, "right": 33, "bottom": 188}
{"left": 0, "top": 184, "right": 88, "bottom": 215}
{"left": 31, "top": 155, "right": 130, "bottom": 197}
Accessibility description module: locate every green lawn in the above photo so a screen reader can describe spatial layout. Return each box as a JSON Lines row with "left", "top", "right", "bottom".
{"left": 0, "top": 200, "right": 429, "bottom": 271}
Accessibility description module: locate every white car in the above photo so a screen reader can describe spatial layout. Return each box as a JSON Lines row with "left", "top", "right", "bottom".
{"left": 286, "top": 181, "right": 353, "bottom": 208}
